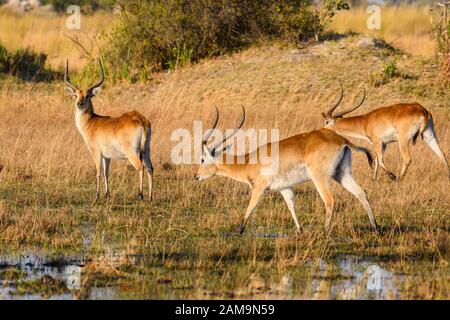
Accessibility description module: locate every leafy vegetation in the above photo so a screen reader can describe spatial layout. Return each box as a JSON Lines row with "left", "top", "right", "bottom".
{"left": 0, "top": 42, "right": 58, "bottom": 81}
{"left": 99, "top": 0, "right": 349, "bottom": 81}
{"left": 41, "top": 0, "right": 100, "bottom": 13}
{"left": 430, "top": 2, "right": 450, "bottom": 80}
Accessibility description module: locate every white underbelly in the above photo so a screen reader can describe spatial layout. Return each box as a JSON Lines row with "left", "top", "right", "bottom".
{"left": 102, "top": 144, "right": 127, "bottom": 159}
{"left": 269, "top": 165, "right": 311, "bottom": 191}
{"left": 381, "top": 128, "right": 397, "bottom": 144}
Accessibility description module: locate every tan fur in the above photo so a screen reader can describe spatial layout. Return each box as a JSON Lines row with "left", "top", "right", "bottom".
{"left": 324, "top": 102, "right": 449, "bottom": 180}
{"left": 66, "top": 65, "right": 154, "bottom": 201}
{"left": 196, "top": 128, "right": 378, "bottom": 235}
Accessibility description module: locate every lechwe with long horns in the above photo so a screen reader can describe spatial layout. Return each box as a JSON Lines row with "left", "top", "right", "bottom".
{"left": 194, "top": 106, "right": 378, "bottom": 235}
{"left": 322, "top": 85, "right": 449, "bottom": 180}
{"left": 65, "top": 60, "right": 154, "bottom": 201}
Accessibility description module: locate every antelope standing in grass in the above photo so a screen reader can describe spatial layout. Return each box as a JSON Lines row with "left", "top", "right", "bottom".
{"left": 194, "top": 106, "right": 378, "bottom": 235}
{"left": 65, "top": 60, "right": 154, "bottom": 201}
{"left": 322, "top": 86, "right": 449, "bottom": 180}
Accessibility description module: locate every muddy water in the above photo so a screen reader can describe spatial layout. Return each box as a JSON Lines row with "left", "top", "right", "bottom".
{"left": 0, "top": 253, "right": 117, "bottom": 299}
{"left": 0, "top": 251, "right": 401, "bottom": 300}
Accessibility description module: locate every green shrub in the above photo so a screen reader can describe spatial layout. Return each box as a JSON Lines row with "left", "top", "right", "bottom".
{"left": 99, "top": 0, "right": 349, "bottom": 82}
{"left": 0, "top": 43, "right": 59, "bottom": 82}
{"left": 382, "top": 59, "right": 400, "bottom": 80}
{"left": 41, "top": 0, "right": 100, "bottom": 13}
{"left": 369, "top": 58, "right": 417, "bottom": 87}
{"left": 0, "top": 43, "right": 8, "bottom": 73}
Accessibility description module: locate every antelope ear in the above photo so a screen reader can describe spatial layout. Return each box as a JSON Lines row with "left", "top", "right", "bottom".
{"left": 92, "top": 87, "right": 101, "bottom": 96}
{"left": 65, "top": 86, "right": 76, "bottom": 96}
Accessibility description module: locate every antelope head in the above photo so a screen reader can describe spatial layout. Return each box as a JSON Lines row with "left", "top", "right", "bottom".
{"left": 64, "top": 59, "right": 104, "bottom": 112}
{"left": 195, "top": 106, "right": 246, "bottom": 181}
{"left": 322, "top": 83, "right": 366, "bottom": 127}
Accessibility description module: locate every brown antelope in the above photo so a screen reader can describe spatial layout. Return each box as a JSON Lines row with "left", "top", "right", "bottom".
{"left": 64, "top": 60, "right": 154, "bottom": 201}
{"left": 322, "top": 86, "right": 450, "bottom": 180}
{"left": 194, "top": 107, "right": 378, "bottom": 235}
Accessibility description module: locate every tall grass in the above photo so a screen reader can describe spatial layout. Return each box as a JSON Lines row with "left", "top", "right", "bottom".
{"left": 330, "top": 5, "right": 435, "bottom": 56}
{"left": 0, "top": 8, "right": 113, "bottom": 71}
{"left": 0, "top": 7, "right": 448, "bottom": 299}
{"left": 0, "top": 37, "right": 448, "bottom": 252}
{"left": 0, "top": 5, "right": 438, "bottom": 76}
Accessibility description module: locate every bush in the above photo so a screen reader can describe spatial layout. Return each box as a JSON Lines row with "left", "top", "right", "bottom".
{"left": 0, "top": 43, "right": 8, "bottom": 73}
{"left": 430, "top": 2, "right": 450, "bottom": 80}
{"left": 99, "top": 0, "right": 348, "bottom": 82}
{"left": 41, "top": 0, "right": 100, "bottom": 13}
{"left": 0, "top": 43, "right": 58, "bottom": 82}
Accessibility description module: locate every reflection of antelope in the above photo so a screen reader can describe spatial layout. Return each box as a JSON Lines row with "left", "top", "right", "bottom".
{"left": 195, "top": 107, "right": 378, "bottom": 235}
{"left": 322, "top": 86, "right": 449, "bottom": 180}
{"left": 65, "top": 60, "right": 154, "bottom": 201}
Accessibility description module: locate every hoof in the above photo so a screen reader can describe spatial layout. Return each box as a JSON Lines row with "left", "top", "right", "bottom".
{"left": 235, "top": 224, "right": 244, "bottom": 236}
{"left": 373, "top": 224, "right": 381, "bottom": 235}
{"left": 387, "top": 172, "right": 397, "bottom": 181}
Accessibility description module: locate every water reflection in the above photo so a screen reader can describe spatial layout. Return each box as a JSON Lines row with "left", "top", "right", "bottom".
{"left": 0, "top": 252, "right": 400, "bottom": 300}
{"left": 0, "top": 253, "right": 117, "bottom": 299}
{"left": 311, "top": 256, "right": 398, "bottom": 299}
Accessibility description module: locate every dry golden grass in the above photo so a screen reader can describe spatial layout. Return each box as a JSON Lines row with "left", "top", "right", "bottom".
{"left": 0, "top": 8, "right": 113, "bottom": 71}
{"left": 0, "top": 9, "right": 448, "bottom": 299}
{"left": 0, "top": 4, "right": 438, "bottom": 73}
{"left": 1, "top": 37, "right": 449, "bottom": 250}
{"left": 330, "top": 5, "right": 436, "bottom": 56}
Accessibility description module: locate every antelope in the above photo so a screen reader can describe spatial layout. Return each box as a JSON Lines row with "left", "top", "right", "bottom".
{"left": 322, "top": 85, "right": 450, "bottom": 180}
{"left": 194, "top": 106, "right": 378, "bottom": 235}
{"left": 64, "top": 60, "right": 154, "bottom": 201}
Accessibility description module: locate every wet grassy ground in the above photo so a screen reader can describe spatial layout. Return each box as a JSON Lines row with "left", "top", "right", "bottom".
{"left": 0, "top": 35, "right": 449, "bottom": 299}
{"left": 0, "top": 168, "right": 448, "bottom": 299}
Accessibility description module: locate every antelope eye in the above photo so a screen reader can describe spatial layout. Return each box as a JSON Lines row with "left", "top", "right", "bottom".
{"left": 201, "top": 158, "right": 204, "bottom": 164}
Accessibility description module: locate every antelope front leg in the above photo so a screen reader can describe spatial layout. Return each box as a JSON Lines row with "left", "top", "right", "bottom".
{"left": 103, "top": 157, "right": 111, "bottom": 198}
{"left": 280, "top": 188, "right": 302, "bottom": 234}
{"left": 93, "top": 152, "right": 103, "bottom": 202}
{"left": 237, "top": 187, "right": 265, "bottom": 235}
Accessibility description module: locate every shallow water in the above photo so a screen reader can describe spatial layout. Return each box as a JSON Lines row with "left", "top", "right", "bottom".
{"left": 0, "top": 253, "right": 115, "bottom": 299}
{"left": 310, "top": 256, "right": 399, "bottom": 299}
{"left": 0, "top": 251, "right": 403, "bottom": 300}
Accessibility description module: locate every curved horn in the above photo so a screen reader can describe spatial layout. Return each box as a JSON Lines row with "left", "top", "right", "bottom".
{"left": 325, "top": 82, "right": 344, "bottom": 116}
{"left": 64, "top": 59, "right": 78, "bottom": 91}
{"left": 209, "top": 105, "right": 246, "bottom": 154}
{"left": 333, "top": 87, "right": 366, "bottom": 118}
{"left": 87, "top": 60, "right": 104, "bottom": 92}
{"left": 202, "top": 106, "right": 220, "bottom": 144}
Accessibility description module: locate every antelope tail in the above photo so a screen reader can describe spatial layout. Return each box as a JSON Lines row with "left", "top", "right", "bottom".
{"left": 347, "top": 142, "right": 375, "bottom": 169}
{"left": 140, "top": 124, "right": 151, "bottom": 157}
{"left": 414, "top": 110, "right": 432, "bottom": 145}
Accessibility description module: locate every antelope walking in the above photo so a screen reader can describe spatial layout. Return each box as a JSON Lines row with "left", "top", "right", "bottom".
{"left": 65, "top": 60, "right": 154, "bottom": 201}
{"left": 322, "top": 86, "right": 450, "bottom": 180}
{"left": 194, "top": 107, "right": 378, "bottom": 235}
